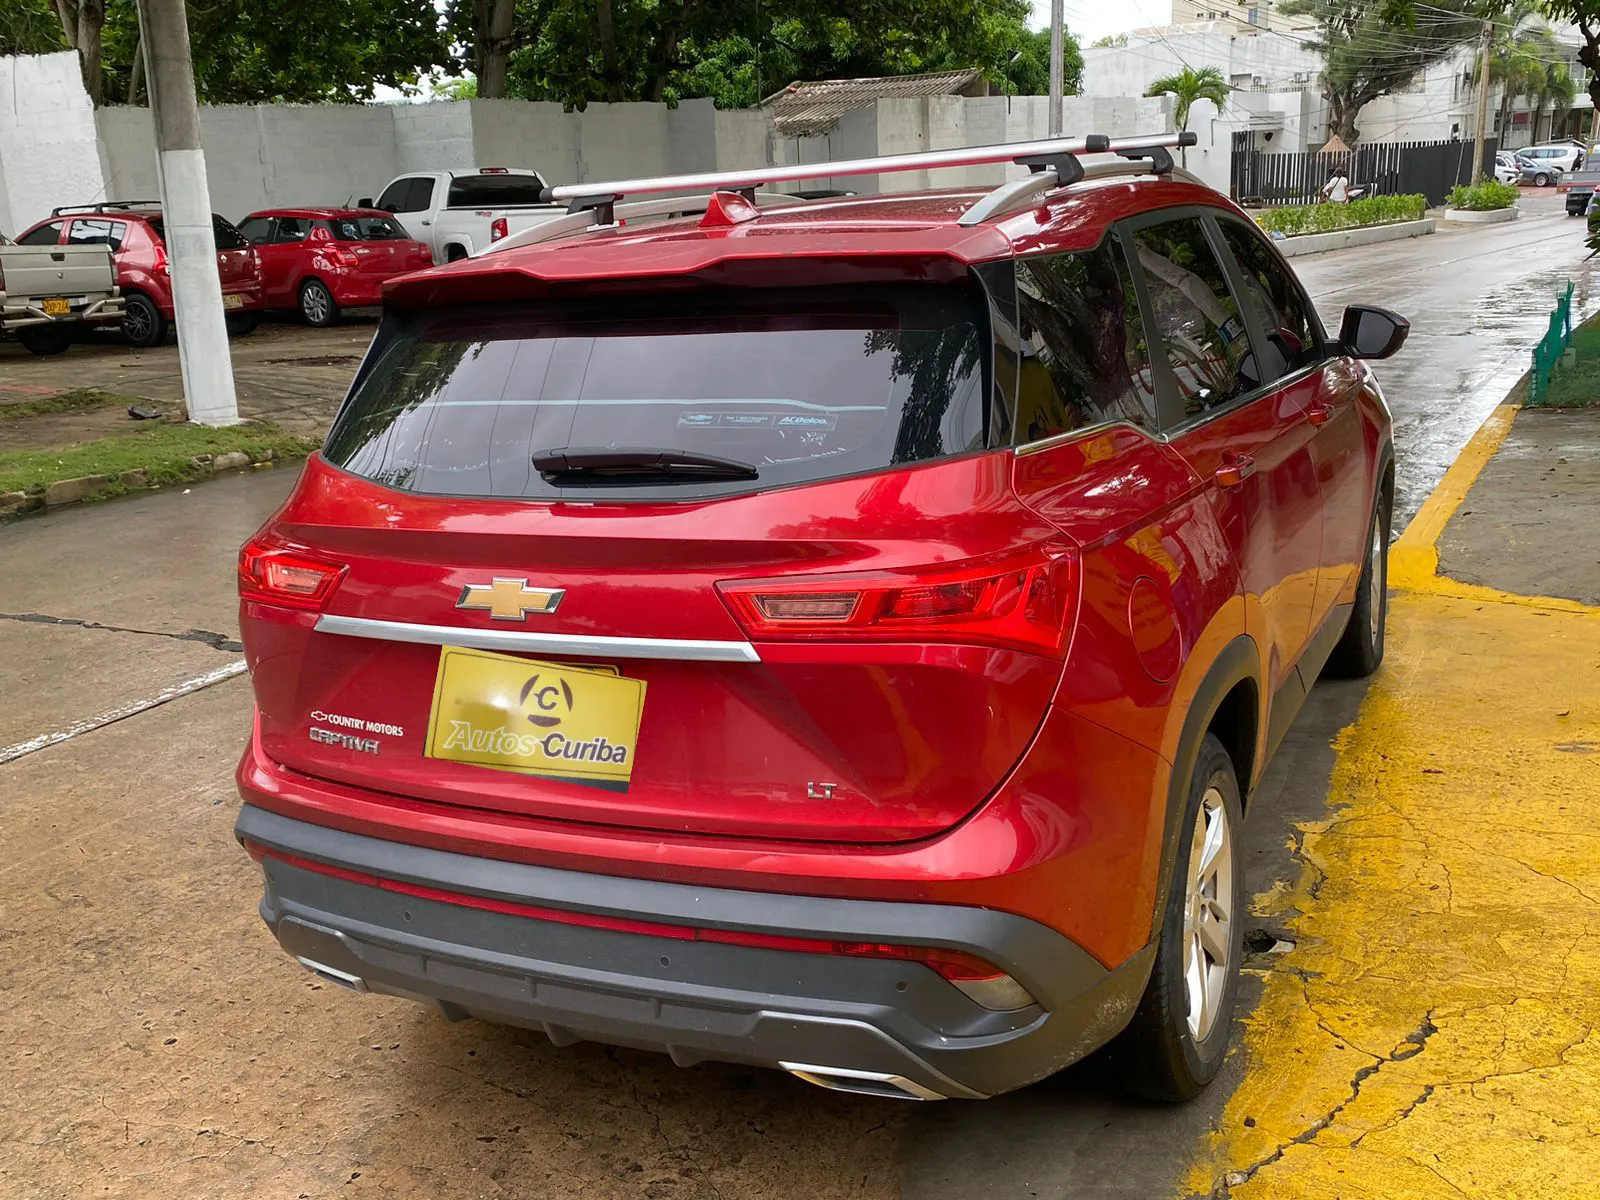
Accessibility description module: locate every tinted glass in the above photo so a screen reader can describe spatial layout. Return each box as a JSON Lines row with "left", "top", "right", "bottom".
{"left": 326, "top": 215, "right": 408, "bottom": 241}
{"left": 375, "top": 178, "right": 411, "bottom": 212}
{"left": 447, "top": 174, "right": 548, "bottom": 207}
{"left": 1218, "top": 219, "right": 1321, "bottom": 381}
{"left": 324, "top": 287, "right": 990, "bottom": 501}
{"left": 237, "top": 217, "right": 275, "bottom": 245}
{"left": 1014, "top": 241, "right": 1157, "bottom": 441}
{"left": 1129, "top": 218, "right": 1255, "bottom": 419}
{"left": 146, "top": 215, "right": 249, "bottom": 251}
{"left": 67, "top": 219, "right": 127, "bottom": 251}
{"left": 18, "top": 221, "right": 63, "bottom": 246}
{"left": 274, "top": 217, "right": 310, "bottom": 243}
{"left": 405, "top": 177, "right": 435, "bottom": 213}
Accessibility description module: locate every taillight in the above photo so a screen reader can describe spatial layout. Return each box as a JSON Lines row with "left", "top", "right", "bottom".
{"left": 238, "top": 536, "right": 346, "bottom": 611}
{"left": 718, "top": 544, "right": 1077, "bottom": 657}
{"left": 490, "top": 217, "right": 508, "bottom": 242}
{"left": 151, "top": 240, "right": 169, "bottom": 275}
{"left": 330, "top": 245, "right": 361, "bottom": 268}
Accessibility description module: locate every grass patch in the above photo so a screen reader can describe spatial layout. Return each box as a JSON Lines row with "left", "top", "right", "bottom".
{"left": 0, "top": 388, "right": 145, "bottom": 420}
{"left": 1537, "top": 312, "right": 1600, "bottom": 409}
{"left": 0, "top": 421, "right": 318, "bottom": 494}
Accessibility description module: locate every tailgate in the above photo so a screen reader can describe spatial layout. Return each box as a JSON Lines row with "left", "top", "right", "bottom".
{"left": 1, "top": 245, "right": 113, "bottom": 299}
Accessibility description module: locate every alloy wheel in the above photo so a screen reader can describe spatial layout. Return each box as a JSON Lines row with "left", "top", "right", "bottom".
{"left": 303, "top": 284, "right": 330, "bottom": 324}
{"left": 124, "top": 304, "right": 151, "bottom": 343}
{"left": 1183, "top": 785, "right": 1233, "bottom": 1042}
{"left": 1369, "top": 521, "right": 1385, "bottom": 644}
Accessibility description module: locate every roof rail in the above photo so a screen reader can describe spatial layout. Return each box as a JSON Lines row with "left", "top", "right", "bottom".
{"left": 535, "top": 132, "right": 1193, "bottom": 207}
{"left": 50, "top": 200, "right": 162, "bottom": 216}
{"left": 480, "top": 190, "right": 807, "bottom": 257}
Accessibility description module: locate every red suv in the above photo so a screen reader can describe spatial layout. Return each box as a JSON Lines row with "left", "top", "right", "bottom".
{"left": 16, "top": 203, "right": 264, "bottom": 347}
{"left": 236, "top": 208, "right": 434, "bottom": 326}
{"left": 234, "top": 134, "right": 1405, "bottom": 1102}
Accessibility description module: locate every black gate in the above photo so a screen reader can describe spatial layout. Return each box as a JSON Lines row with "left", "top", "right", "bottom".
{"left": 1229, "top": 133, "right": 1495, "bottom": 207}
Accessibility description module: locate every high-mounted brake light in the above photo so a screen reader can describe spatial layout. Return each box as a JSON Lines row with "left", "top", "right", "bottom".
{"left": 238, "top": 536, "right": 346, "bottom": 611}
{"left": 718, "top": 545, "right": 1076, "bottom": 658}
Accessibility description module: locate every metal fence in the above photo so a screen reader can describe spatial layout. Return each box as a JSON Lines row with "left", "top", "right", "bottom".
{"left": 1529, "top": 280, "right": 1576, "bottom": 405}
{"left": 1230, "top": 134, "right": 1496, "bottom": 208}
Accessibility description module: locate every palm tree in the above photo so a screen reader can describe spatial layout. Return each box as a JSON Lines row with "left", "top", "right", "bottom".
{"left": 1144, "top": 66, "right": 1230, "bottom": 164}
{"left": 1482, "top": 5, "right": 1570, "bottom": 153}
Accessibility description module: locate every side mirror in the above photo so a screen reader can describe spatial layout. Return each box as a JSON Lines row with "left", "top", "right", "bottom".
{"left": 1339, "top": 305, "right": 1410, "bottom": 361}
{"left": 356, "top": 197, "right": 373, "bottom": 209}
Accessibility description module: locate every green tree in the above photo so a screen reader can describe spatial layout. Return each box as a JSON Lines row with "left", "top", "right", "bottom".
{"left": 0, "top": 0, "right": 67, "bottom": 58}
{"left": 445, "top": 0, "right": 1078, "bottom": 109}
{"left": 1543, "top": 0, "right": 1600, "bottom": 116}
{"left": 1480, "top": 8, "right": 1572, "bottom": 146}
{"left": 1280, "top": 0, "right": 1484, "bottom": 146}
{"left": 1143, "top": 65, "right": 1229, "bottom": 163}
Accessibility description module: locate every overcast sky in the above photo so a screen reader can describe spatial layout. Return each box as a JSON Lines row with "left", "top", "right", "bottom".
{"left": 1029, "top": 0, "right": 1170, "bottom": 42}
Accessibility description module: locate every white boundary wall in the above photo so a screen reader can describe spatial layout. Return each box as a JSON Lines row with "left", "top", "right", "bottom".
{"left": 0, "top": 51, "right": 1175, "bottom": 235}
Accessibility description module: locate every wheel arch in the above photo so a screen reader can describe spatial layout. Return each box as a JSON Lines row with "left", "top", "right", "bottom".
{"left": 1145, "top": 634, "right": 1263, "bottom": 944}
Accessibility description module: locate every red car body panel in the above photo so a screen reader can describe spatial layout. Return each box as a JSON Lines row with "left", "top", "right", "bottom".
{"left": 233, "top": 170, "right": 1398, "bottom": 1093}
{"left": 19, "top": 210, "right": 264, "bottom": 317}
{"left": 243, "top": 207, "right": 433, "bottom": 311}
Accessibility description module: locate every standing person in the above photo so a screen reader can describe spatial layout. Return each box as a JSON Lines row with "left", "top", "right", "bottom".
{"left": 1321, "top": 164, "right": 1350, "bottom": 204}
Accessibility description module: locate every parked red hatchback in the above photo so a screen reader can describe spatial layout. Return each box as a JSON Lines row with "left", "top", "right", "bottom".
{"left": 236, "top": 208, "right": 434, "bottom": 326}
{"left": 234, "top": 134, "right": 1405, "bottom": 1102}
{"left": 16, "top": 202, "right": 263, "bottom": 347}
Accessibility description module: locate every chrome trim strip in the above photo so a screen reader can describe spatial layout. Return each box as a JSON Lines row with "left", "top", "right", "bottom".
{"left": 313, "top": 614, "right": 761, "bottom": 663}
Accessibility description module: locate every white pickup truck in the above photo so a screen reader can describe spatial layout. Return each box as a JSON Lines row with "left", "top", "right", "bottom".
{"left": 0, "top": 234, "right": 124, "bottom": 355}
{"left": 360, "top": 168, "right": 566, "bottom": 264}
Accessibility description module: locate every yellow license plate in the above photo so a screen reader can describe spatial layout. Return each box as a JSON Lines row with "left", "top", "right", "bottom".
{"left": 425, "top": 646, "right": 646, "bottom": 789}
{"left": 223, "top": 293, "right": 244, "bottom": 310}
{"left": 43, "top": 297, "right": 69, "bottom": 316}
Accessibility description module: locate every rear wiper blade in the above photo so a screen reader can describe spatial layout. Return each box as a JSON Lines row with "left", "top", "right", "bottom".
{"left": 532, "top": 446, "right": 759, "bottom": 482}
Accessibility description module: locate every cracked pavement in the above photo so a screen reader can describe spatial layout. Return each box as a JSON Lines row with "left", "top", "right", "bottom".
{"left": 1186, "top": 408, "right": 1600, "bottom": 1199}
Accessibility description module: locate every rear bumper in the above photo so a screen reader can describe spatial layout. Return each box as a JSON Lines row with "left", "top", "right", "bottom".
{"left": 236, "top": 803, "right": 1153, "bottom": 1099}
{"left": 0, "top": 294, "right": 124, "bottom": 329}
{"left": 326, "top": 279, "right": 386, "bottom": 307}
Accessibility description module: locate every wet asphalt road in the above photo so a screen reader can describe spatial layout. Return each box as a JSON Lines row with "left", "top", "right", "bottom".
{"left": 1294, "top": 190, "right": 1600, "bottom": 525}
{"left": 1, "top": 200, "right": 1595, "bottom": 1199}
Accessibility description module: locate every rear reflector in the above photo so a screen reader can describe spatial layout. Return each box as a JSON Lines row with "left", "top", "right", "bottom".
{"left": 247, "top": 844, "right": 1036, "bottom": 1010}
{"left": 718, "top": 543, "right": 1076, "bottom": 657}
{"left": 238, "top": 536, "right": 346, "bottom": 611}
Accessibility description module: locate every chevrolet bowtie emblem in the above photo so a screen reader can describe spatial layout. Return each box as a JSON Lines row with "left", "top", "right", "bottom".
{"left": 456, "top": 578, "right": 565, "bottom": 621}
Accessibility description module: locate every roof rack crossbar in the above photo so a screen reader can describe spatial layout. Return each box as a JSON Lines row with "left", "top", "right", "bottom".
{"left": 534, "top": 133, "right": 1192, "bottom": 205}
{"left": 477, "top": 190, "right": 806, "bottom": 257}
{"left": 50, "top": 200, "right": 163, "bottom": 216}
{"left": 956, "top": 132, "right": 1198, "bottom": 227}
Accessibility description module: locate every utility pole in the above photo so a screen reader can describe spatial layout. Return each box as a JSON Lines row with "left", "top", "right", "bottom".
{"left": 1049, "top": 0, "right": 1064, "bottom": 136}
{"left": 1472, "top": 16, "right": 1494, "bottom": 181}
{"left": 135, "top": 0, "right": 238, "bottom": 426}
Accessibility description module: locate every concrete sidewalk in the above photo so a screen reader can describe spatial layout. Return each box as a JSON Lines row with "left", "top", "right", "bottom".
{"left": 1186, "top": 406, "right": 1600, "bottom": 1198}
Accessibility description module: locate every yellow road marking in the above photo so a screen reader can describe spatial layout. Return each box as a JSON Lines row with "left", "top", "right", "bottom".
{"left": 1186, "top": 406, "right": 1600, "bottom": 1198}
{"left": 1389, "top": 403, "right": 1519, "bottom": 592}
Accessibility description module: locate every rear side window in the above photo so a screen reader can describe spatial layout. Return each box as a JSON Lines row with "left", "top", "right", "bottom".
{"left": 1128, "top": 218, "right": 1256, "bottom": 420}
{"left": 1217, "top": 219, "right": 1322, "bottom": 381}
{"left": 447, "top": 173, "right": 548, "bottom": 208}
{"left": 1014, "top": 240, "right": 1157, "bottom": 441}
{"left": 67, "top": 219, "right": 128, "bottom": 251}
{"left": 326, "top": 215, "right": 407, "bottom": 241}
{"left": 146, "top": 215, "right": 249, "bottom": 251}
{"left": 323, "top": 286, "right": 991, "bottom": 501}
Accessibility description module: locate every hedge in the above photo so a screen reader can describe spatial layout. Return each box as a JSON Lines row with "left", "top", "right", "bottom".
{"left": 1446, "top": 179, "right": 1519, "bottom": 211}
{"left": 1255, "top": 194, "right": 1429, "bottom": 238}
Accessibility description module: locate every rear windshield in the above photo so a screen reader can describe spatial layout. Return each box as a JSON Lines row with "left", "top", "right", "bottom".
{"left": 322, "top": 286, "right": 991, "bottom": 501}
{"left": 326, "top": 215, "right": 409, "bottom": 241}
{"left": 146, "top": 214, "right": 249, "bottom": 251}
{"left": 446, "top": 173, "right": 549, "bottom": 208}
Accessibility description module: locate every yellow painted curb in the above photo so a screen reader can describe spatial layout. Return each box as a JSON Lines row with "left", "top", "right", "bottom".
{"left": 1388, "top": 403, "right": 1518, "bottom": 591}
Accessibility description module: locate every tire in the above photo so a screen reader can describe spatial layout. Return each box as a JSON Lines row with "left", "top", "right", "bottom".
{"left": 121, "top": 292, "right": 166, "bottom": 348}
{"left": 1109, "top": 734, "right": 1245, "bottom": 1102}
{"left": 225, "top": 312, "right": 260, "bottom": 336}
{"left": 1536, "top": 172, "right": 1553, "bottom": 187}
{"left": 298, "top": 279, "right": 339, "bottom": 327}
{"left": 17, "top": 324, "right": 73, "bottom": 356}
{"left": 1324, "top": 486, "right": 1391, "bottom": 679}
